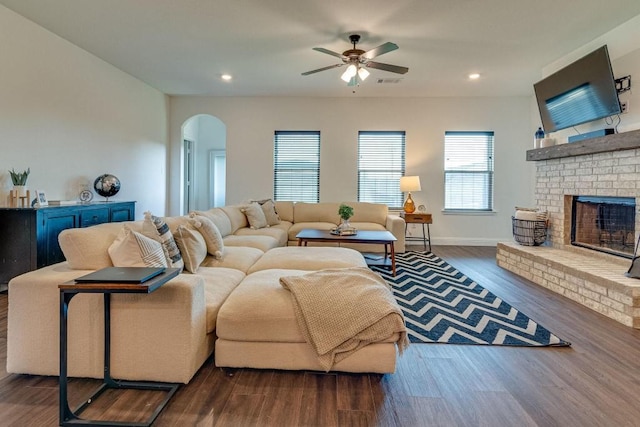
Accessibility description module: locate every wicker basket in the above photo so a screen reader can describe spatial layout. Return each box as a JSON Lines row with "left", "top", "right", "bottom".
{"left": 512, "top": 216, "right": 548, "bottom": 246}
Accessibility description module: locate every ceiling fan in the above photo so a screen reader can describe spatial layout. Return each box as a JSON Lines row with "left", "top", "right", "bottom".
{"left": 301, "top": 34, "right": 409, "bottom": 86}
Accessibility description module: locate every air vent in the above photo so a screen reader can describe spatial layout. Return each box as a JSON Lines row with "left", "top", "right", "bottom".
{"left": 376, "top": 78, "right": 403, "bottom": 84}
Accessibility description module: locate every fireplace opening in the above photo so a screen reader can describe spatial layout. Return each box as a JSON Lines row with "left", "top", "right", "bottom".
{"left": 571, "top": 196, "right": 636, "bottom": 258}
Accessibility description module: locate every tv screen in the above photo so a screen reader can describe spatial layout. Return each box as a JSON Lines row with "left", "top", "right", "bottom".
{"left": 534, "top": 45, "right": 621, "bottom": 133}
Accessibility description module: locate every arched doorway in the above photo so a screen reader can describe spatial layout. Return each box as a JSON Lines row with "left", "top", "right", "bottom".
{"left": 181, "top": 114, "right": 226, "bottom": 214}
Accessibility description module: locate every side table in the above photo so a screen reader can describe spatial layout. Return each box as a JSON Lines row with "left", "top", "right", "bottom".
{"left": 401, "top": 212, "right": 432, "bottom": 252}
{"left": 58, "top": 268, "right": 180, "bottom": 426}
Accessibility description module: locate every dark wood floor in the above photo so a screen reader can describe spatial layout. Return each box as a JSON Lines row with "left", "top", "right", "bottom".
{"left": 2, "top": 246, "right": 640, "bottom": 426}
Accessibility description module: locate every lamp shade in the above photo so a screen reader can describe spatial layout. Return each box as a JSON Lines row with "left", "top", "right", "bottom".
{"left": 341, "top": 64, "right": 358, "bottom": 82}
{"left": 358, "top": 67, "right": 370, "bottom": 81}
{"left": 400, "top": 176, "right": 421, "bottom": 192}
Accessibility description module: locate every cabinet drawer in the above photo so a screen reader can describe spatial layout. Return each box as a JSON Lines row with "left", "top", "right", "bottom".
{"left": 404, "top": 214, "right": 432, "bottom": 223}
{"left": 80, "top": 208, "right": 110, "bottom": 227}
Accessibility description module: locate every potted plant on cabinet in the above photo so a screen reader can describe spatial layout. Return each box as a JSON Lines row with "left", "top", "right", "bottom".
{"left": 9, "top": 168, "right": 30, "bottom": 197}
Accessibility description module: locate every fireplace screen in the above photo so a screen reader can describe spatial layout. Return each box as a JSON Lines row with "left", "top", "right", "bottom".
{"left": 571, "top": 196, "right": 636, "bottom": 258}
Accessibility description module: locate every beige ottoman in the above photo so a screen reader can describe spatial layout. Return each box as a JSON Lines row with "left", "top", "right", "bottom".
{"left": 215, "top": 256, "right": 399, "bottom": 373}
{"left": 246, "top": 246, "right": 367, "bottom": 274}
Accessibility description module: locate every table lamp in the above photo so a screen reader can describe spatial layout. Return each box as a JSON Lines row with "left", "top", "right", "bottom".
{"left": 400, "top": 176, "right": 421, "bottom": 213}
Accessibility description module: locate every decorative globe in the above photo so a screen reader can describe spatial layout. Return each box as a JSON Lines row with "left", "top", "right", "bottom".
{"left": 93, "top": 174, "right": 121, "bottom": 198}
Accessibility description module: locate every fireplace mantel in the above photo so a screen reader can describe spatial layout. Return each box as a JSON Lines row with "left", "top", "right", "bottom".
{"left": 526, "top": 129, "right": 640, "bottom": 161}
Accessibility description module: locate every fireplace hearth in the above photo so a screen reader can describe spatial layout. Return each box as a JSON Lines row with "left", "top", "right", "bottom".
{"left": 571, "top": 196, "right": 636, "bottom": 258}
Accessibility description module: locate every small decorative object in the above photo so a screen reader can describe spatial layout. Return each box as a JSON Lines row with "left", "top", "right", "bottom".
{"left": 417, "top": 204, "right": 426, "bottom": 212}
{"left": 9, "top": 167, "right": 30, "bottom": 186}
{"left": 79, "top": 189, "right": 94, "bottom": 203}
{"left": 93, "top": 174, "right": 121, "bottom": 201}
{"left": 334, "top": 204, "right": 357, "bottom": 235}
{"left": 400, "top": 176, "right": 421, "bottom": 213}
{"left": 534, "top": 127, "right": 545, "bottom": 148}
{"left": 9, "top": 167, "right": 30, "bottom": 203}
{"left": 34, "top": 190, "right": 48, "bottom": 207}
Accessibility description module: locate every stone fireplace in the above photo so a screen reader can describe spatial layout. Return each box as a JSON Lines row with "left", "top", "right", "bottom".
{"left": 497, "top": 129, "right": 640, "bottom": 328}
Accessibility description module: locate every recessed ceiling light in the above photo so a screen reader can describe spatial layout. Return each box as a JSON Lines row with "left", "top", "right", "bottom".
{"left": 468, "top": 73, "right": 481, "bottom": 80}
{"left": 221, "top": 74, "right": 232, "bottom": 81}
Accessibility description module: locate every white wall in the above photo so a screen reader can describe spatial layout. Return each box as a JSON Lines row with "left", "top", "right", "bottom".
{"left": 170, "top": 96, "right": 534, "bottom": 245}
{"left": 0, "top": 5, "right": 169, "bottom": 217}
{"left": 540, "top": 14, "right": 640, "bottom": 143}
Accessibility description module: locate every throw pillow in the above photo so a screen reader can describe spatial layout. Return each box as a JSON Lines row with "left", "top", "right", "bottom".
{"left": 173, "top": 224, "right": 207, "bottom": 273}
{"left": 241, "top": 202, "right": 269, "bottom": 229}
{"left": 142, "top": 211, "right": 184, "bottom": 270}
{"left": 259, "top": 199, "right": 281, "bottom": 226}
{"left": 108, "top": 225, "right": 167, "bottom": 268}
{"left": 188, "top": 215, "right": 224, "bottom": 259}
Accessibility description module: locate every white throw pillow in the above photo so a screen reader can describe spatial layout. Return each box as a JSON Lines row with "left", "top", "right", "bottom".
{"left": 188, "top": 215, "right": 224, "bottom": 259}
{"left": 241, "top": 202, "right": 269, "bottom": 229}
{"left": 173, "top": 224, "right": 207, "bottom": 273}
{"left": 108, "top": 225, "right": 167, "bottom": 268}
{"left": 259, "top": 199, "right": 281, "bottom": 226}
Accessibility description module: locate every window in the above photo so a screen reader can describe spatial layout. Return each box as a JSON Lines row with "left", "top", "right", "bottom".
{"left": 358, "top": 131, "right": 406, "bottom": 208}
{"left": 444, "top": 131, "right": 494, "bottom": 211}
{"left": 273, "top": 131, "right": 320, "bottom": 203}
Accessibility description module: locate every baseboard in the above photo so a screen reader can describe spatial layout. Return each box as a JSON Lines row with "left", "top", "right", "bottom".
{"left": 417, "top": 237, "right": 503, "bottom": 247}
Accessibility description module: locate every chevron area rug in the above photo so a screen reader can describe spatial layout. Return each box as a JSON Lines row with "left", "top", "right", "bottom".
{"left": 370, "top": 251, "right": 570, "bottom": 346}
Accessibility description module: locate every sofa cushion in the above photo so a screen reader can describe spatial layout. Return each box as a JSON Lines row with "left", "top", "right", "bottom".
{"left": 216, "top": 269, "right": 309, "bottom": 342}
{"left": 189, "top": 215, "right": 224, "bottom": 259}
{"left": 288, "top": 222, "right": 336, "bottom": 242}
{"left": 223, "top": 235, "right": 280, "bottom": 252}
{"left": 293, "top": 202, "right": 340, "bottom": 224}
{"left": 200, "top": 246, "right": 264, "bottom": 273}
{"left": 108, "top": 225, "right": 167, "bottom": 268}
{"left": 216, "top": 269, "right": 397, "bottom": 345}
{"left": 274, "top": 201, "right": 294, "bottom": 222}
{"left": 241, "top": 202, "right": 269, "bottom": 229}
{"left": 346, "top": 202, "right": 388, "bottom": 225}
{"left": 234, "top": 226, "right": 289, "bottom": 247}
{"left": 195, "top": 267, "right": 246, "bottom": 334}
{"left": 174, "top": 225, "right": 207, "bottom": 273}
{"left": 193, "top": 208, "right": 232, "bottom": 237}
{"left": 247, "top": 246, "right": 367, "bottom": 274}
{"left": 59, "top": 221, "right": 143, "bottom": 270}
{"left": 220, "top": 205, "right": 249, "bottom": 233}
{"left": 346, "top": 222, "right": 386, "bottom": 232}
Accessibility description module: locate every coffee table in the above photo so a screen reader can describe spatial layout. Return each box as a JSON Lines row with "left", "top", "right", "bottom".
{"left": 296, "top": 229, "right": 396, "bottom": 276}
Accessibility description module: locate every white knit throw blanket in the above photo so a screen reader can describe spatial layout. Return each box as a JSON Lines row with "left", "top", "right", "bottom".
{"left": 280, "top": 267, "right": 409, "bottom": 371}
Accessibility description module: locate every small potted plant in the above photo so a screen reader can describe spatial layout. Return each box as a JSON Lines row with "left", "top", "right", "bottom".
{"left": 9, "top": 167, "right": 30, "bottom": 196}
{"left": 9, "top": 168, "right": 30, "bottom": 186}
{"left": 337, "top": 204, "right": 355, "bottom": 234}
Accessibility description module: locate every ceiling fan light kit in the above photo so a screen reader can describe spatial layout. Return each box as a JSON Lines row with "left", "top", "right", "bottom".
{"left": 303, "top": 34, "right": 408, "bottom": 86}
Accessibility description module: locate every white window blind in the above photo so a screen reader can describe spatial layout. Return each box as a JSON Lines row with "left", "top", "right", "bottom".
{"left": 358, "top": 131, "right": 406, "bottom": 208}
{"left": 444, "top": 131, "right": 494, "bottom": 211}
{"left": 274, "top": 131, "right": 320, "bottom": 203}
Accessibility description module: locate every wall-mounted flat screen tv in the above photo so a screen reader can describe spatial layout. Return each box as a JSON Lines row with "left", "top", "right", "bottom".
{"left": 534, "top": 45, "right": 621, "bottom": 133}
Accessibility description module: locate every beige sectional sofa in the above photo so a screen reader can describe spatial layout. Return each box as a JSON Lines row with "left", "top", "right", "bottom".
{"left": 7, "top": 201, "right": 405, "bottom": 384}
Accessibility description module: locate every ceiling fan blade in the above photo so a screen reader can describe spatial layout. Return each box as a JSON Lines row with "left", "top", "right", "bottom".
{"left": 362, "top": 42, "right": 398, "bottom": 60}
{"left": 366, "top": 61, "right": 409, "bottom": 74}
{"left": 301, "top": 63, "right": 343, "bottom": 76}
{"left": 312, "top": 47, "right": 347, "bottom": 59}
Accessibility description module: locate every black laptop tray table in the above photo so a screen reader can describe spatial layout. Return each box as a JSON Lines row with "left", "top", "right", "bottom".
{"left": 58, "top": 267, "right": 180, "bottom": 426}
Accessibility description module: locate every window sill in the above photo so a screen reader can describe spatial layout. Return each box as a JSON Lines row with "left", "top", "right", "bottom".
{"left": 441, "top": 209, "right": 498, "bottom": 216}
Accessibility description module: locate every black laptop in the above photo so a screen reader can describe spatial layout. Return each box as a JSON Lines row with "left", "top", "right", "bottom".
{"left": 74, "top": 267, "right": 166, "bottom": 284}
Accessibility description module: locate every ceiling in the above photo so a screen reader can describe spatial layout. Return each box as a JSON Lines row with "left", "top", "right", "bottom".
{"left": 2, "top": 0, "right": 640, "bottom": 98}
